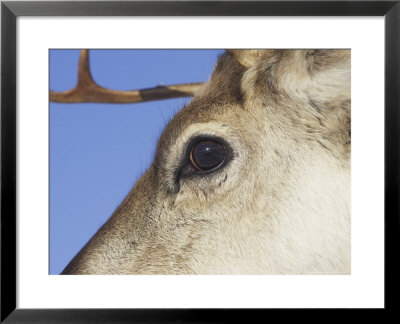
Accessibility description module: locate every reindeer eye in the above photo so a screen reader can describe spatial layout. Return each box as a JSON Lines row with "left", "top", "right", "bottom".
{"left": 190, "top": 141, "right": 225, "bottom": 171}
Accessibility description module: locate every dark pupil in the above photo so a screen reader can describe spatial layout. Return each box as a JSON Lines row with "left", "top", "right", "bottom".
{"left": 191, "top": 141, "right": 225, "bottom": 171}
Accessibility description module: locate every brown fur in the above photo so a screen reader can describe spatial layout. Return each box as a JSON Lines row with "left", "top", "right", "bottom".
{"left": 63, "top": 50, "right": 351, "bottom": 275}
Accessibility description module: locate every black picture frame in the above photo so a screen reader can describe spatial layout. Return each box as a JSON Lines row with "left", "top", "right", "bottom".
{"left": 1, "top": 1, "right": 399, "bottom": 322}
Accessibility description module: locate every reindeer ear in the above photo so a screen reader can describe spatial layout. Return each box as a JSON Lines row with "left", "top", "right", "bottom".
{"left": 227, "top": 49, "right": 274, "bottom": 67}
{"left": 259, "top": 49, "right": 351, "bottom": 105}
{"left": 228, "top": 49, "right": 350, "bottom": 106}
{"left": 302, "top": 50, "right": 351, "bottom": 105}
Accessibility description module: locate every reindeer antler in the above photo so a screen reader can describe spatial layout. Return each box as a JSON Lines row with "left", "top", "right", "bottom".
{"left": 49, "top": 50, "right": 204, "bottom": 104}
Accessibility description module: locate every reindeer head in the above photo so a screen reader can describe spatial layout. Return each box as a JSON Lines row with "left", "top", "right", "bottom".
{"left": 63, "top": 49, "right": 351, "bottom": 275}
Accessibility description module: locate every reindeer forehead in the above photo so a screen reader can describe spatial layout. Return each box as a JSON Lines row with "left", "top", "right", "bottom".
{"left": 155, "top": 53, "right": 247, "bottom": 152}
{"left": 195, "top": 53, "right": 246, "bottom": 105}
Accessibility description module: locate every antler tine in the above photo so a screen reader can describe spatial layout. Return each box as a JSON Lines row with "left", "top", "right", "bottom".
{"left": 49, "top": 49, "right": 204, "bottom": 104}
{"left": 76, "top": 49, "right": 95, "bottom": 89}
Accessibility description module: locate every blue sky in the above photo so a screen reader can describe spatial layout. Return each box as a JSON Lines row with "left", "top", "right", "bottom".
{"left": 49, "top": 49, "right": 224, "bottom": 274}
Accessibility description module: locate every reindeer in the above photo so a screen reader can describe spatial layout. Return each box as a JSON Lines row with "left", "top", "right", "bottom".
{"left": 62, "top": 49, "right": 351, "bottom": 275}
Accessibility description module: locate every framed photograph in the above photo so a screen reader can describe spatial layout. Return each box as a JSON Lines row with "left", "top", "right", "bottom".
{"left": 1, "top": 0, "right": 399, "bottom": 322}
